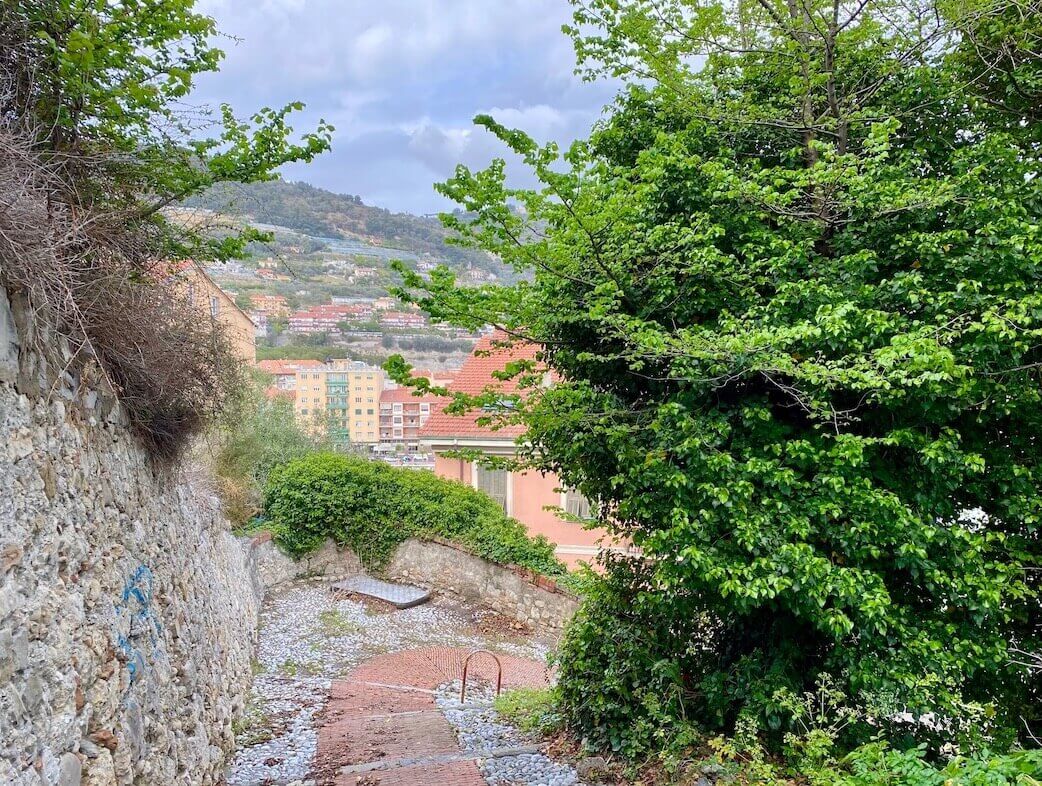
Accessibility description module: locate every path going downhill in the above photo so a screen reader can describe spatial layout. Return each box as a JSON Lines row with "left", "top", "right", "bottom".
{"left": 226, "top": 580, "right": 584, "bottom": 786}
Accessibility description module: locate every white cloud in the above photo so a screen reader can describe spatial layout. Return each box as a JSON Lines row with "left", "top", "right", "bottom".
{"left": 189, "top": 0, "right": 620, "bottom": 213}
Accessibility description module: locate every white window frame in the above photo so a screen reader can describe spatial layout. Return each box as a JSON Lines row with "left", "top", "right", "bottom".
{"left": 560, "top": 489, "right": 594, "bottom": 521}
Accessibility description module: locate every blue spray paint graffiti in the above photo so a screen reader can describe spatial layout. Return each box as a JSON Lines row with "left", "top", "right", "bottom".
{"left": 113, "top": 565, "right": 163, "bottom": 687}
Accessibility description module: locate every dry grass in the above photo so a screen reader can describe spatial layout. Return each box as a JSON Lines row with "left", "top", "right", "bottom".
{"left": 0, "top": 116, "right": 242, "bottom": 460}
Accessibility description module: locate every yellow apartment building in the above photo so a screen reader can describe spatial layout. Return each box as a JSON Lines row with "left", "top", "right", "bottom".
{"left": 167, "top": 261, "right": 256, "bottom": 365}
{"left": 294, "top": 360, "right": 384, "bottom": 444}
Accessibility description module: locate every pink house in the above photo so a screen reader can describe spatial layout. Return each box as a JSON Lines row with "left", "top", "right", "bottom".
{"left": 418, "top": 333, "right": 612, "bottom": 568}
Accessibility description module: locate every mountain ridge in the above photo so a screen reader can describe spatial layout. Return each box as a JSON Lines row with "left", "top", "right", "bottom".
{"left": 184, "top": 179, "right": 498, "bottom": 273}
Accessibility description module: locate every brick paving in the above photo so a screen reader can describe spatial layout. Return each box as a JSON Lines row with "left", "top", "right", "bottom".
{"left": 309, "top": 647, "right": 549, "bottom": 786}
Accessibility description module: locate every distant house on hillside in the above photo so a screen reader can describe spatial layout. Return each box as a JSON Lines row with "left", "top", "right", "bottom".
{"left": 288, "top": 303, "right": 372, "bottom": 334}
{"left": 418, "top": 332, "right": 611, "bottom": 568}
{"left": 250, "top": 294, "right": 290, "bottom": 317}
{"left": 379, "top": 310, "right": 427, "bottom": 330}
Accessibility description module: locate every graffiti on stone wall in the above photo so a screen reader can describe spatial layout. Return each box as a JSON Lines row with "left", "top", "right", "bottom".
{"left": 113, "top": 565, "right": 163, "bottom": 688}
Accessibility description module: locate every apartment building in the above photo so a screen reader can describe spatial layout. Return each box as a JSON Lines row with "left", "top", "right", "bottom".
{"left": 378, "top": 388, "right": 440, "bottom": 450}
{"left": 294, "top": 360, "right": 385, "bottom": 444}
{"left": 379, "top": 310, "right": 427, "bottom": 329}
{"left": 249, "top": 294, "right": 290, "bottom": 317}
{"left": 288, "top": 303, "right": 373, "bottom": 334}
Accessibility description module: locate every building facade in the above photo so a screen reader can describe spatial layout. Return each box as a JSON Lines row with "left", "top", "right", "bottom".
{"left": 378, "top": 388, "right": 439, "bottom": 451}
{"left": 249, "top": 294, "right": 290, "bottom": 317}
{"left": 257, "top": 359, "right": 325, "bottom": 392}
{"left": 171, "top": 262, "right": 256, "bottom": 365}
{"left": 418, "top": 333, "right": 611, "bottom": 568}
{"left": 294, "top": 360, "right": 385, "bottom": 444}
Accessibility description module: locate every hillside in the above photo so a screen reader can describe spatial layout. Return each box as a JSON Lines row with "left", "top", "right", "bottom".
{"left": 184, "top": 180, "right": 500, "bottom": 274}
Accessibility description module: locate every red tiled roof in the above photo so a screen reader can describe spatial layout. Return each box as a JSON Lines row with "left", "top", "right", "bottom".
{"left": 264, "top": 386, "right": 296, "bottom": 402}
{"left": 419, "top": 331, "right": 541, "bottom": 441}
{"left": 411, "top": 368, "right": 459, "bottom": 384}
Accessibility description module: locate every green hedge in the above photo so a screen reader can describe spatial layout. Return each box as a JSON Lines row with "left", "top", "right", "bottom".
{"left": 263, "top": 452, "right": 566, "bottom": 575}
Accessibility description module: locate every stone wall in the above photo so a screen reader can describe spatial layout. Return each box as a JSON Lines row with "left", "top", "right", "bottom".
{"left": 0, "top": 289, "right": 261, "bottom": 786}
{"left": 240, "top": 533, "right": 578, "bottom": 632}
{"left": 242, "top": 532, "right": 361, "bottom": 595}
{"left": 385, "top": 539, "right": 579, "bottom": 631}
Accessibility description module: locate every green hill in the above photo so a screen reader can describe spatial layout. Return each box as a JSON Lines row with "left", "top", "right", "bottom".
{"left": 184, "top": 180, "right": 501, "bottom": 275}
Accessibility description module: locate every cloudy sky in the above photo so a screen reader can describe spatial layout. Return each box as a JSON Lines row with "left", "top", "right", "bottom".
{"left": 192, "top": 0, "right": 619, "bottom": 215}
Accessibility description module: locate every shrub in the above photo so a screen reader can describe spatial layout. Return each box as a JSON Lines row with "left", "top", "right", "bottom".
{"left": 831, "top": 745, "right": 1042, "bottom": 786}
{"left": 555, "top": 561, "right": 709, "bottom": 761}
{"left": 263, "top": 452, "right": 565, "bottom": 575}
{"left": 211, "top": 380, "right": 327, "bottom": 523}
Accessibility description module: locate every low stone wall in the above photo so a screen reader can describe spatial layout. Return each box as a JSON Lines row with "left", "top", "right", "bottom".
{"left": 242, "top": 534, "right": 579, "bottom": 632}
{"left": 242, "top": 532, "right": 361, "bottom": 595}
{"left": 0, "top": 290, "right": 260, "bottom": 786}
{"left": 385, "top": 538, "right": 580, "bottom": 631}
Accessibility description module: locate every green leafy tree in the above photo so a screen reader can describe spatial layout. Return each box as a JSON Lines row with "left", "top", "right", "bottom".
{"left": 392, "top": 0, "right": 1042, "bottom": 755}
{"left": 0, "top": 0, "right": 332, "bottom": 261}
{"left": 212, "top": 374, "right": 328, "bottom": 524}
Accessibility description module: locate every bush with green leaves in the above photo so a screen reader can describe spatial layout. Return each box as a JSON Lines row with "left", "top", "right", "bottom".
{"left": 395, "top": 0, "right": 1042, "bottom": 758}
{"left": 263, "top": 452, "right": 565, "bottom": 575}
{"left": 828, "top": 744, "right": 1042, "bottom": 786}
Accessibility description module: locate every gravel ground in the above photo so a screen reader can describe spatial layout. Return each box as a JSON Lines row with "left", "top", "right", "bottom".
{"left": 225, "top": 579, "right": 551, "bottom": 785}
{"left": 257, "top": 582, "right": 547, "bottom": 679}
{"left": 226, "top": 676, "right": 327, "bottom": 786}
{"left": 435, "top": 682, "right": 584, "bottom": 786}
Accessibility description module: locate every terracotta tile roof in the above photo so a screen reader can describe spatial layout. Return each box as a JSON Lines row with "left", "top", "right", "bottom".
{"left": 411, "top": 368, "right": 459, "bottom": 384}
{"left": 264, "top": 386, "right": 296, "bottom": 402}
{"left": 419, "top": 331, "right": 541, "bottom": 441}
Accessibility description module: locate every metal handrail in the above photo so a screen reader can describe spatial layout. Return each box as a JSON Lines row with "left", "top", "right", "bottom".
{"left": 460, "top": 649, "right": 503, "bottom": 702}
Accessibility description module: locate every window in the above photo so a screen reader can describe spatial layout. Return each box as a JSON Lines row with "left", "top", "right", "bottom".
{"left": 475, "top": 466, "right": 509, "bottom": 513}
{"left": 367, "top": 408, "right": 374, "bottom": 415}
{"left": 563, "top": 489, "right": 594, "bottom": 520}
{"left": 355, "top": 408, "right": 362, "bottom": 415}
{"left": 355, "top": 397, "right": 362, "bottom": 403}
{"left": 392, "top": 403, "right": 403, "bottom": 413}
